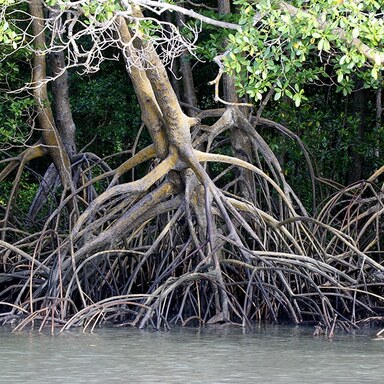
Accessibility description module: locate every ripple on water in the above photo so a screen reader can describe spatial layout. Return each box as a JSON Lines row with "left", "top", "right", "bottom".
{"left": 0, "top": 325, "right": 383, "bottom": 384}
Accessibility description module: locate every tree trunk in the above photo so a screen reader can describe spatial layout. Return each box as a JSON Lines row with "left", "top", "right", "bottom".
{"left": 117, "top": 11, "right": 231, "bottom": 322}
{"left": 218, "top": 0, "right": 254, "bottom": 200}
{"left": 176, "top": 14, "right": 198, "bottom": 117}
{"left": 50, "top": 49, "right": 77, "bottom": 157}
{"left": 29, "top": 0, "right": 72, "bottom": 191}
{"left": 347, "top": 86, "right": 367, "bottom": 184}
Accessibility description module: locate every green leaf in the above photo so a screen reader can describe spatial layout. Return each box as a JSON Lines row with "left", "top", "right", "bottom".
{"left": 323, "top": 39, "right": 330, "bottom": 52}
{"left": 371, "top": 66, "right": 378, "bottom": 80}
{"left": 317, "top": 38, "right": 324, "bottom": 51}
{"left": 274, "top": 91, "right": 282, "bottom": 101}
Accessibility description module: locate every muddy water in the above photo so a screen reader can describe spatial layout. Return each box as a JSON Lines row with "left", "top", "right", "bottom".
{"left": 0, "top": 325, "right": 383, "bottom": 383}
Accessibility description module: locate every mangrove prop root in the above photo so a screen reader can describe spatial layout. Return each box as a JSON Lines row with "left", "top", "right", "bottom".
{"left": 1, "top": 125, "right": 384, "bottom": 332}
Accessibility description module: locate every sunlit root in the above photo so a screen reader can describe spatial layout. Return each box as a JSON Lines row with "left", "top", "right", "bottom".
{"left": 1, "top": 121, "right": 383, "bottom": 332}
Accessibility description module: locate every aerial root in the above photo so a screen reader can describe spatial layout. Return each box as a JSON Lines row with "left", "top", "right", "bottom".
{"left": 1, "top": 142, "right": 383, "bottom": 331}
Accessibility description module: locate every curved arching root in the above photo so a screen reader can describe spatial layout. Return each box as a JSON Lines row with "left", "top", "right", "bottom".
{"left": 1, "top": 113, "right": 383, "bottom": 333}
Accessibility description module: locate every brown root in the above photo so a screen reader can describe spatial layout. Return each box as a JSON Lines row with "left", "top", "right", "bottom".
{"left": 2, "top": 132, "right": 383, "bottom": 333}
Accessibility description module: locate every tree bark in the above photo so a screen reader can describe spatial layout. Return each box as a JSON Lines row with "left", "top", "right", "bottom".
{"left": 117, "top": 17, "right": 169, "bottom": 160}
{"left": 29, "top": 0, "right": 72, "bottom": 191}
{"left": 50, "top": 50, "right": 77, "bottom": 157}
{"left": 347, "top": 86, "right": 368, "bottom": 184}
{"left": 176, "top": 14, "right": 198, "bottom": 117}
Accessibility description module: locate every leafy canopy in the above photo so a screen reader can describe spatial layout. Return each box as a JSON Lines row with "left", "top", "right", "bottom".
{"left": 224, "top": 0, "right": 384, "bottom": 105}
{"left": 1, "top": 0, "right": 383, "bottom": 109}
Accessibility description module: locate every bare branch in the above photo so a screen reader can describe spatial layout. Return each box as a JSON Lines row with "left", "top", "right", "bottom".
{"left": 131, "top": 0, "right": 241, "bottom": 31}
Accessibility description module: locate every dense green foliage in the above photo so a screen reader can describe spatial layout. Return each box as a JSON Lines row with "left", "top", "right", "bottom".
{"left": 225, "top": 0, "right": 384, "bottom": 105}
{"left": 70, "top": 61, "right": 143, "bottom": 160}
{"left": 263, "top": 86, "right": 382, "bottom": 205}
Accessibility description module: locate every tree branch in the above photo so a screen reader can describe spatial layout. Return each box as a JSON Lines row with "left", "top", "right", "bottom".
{"left": 131, "top": 0, "right": 241, "bottom": 31}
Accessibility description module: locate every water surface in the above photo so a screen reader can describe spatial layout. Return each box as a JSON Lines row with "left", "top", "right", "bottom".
{"left": 0, "top": 325, "right": 383, "bottom": 383}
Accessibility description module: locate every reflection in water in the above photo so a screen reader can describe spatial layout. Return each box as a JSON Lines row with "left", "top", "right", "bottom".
{"left": 0, "top": 325, "right": 383, "bottom": 383}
